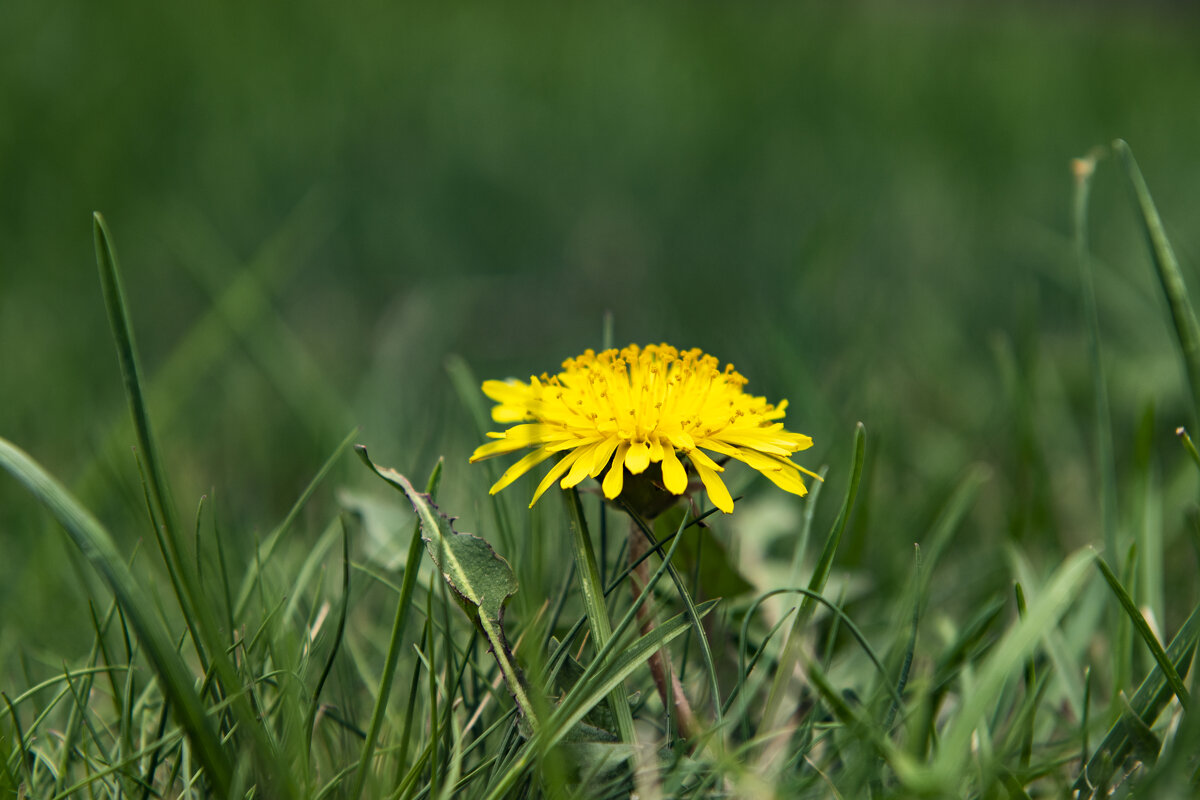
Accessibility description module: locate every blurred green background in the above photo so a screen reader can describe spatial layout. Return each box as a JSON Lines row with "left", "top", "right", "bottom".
{"left": 4, "top": 2, "right": 1200, "bottom": 658}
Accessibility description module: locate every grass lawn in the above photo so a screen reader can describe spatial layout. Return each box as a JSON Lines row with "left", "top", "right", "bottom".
{"left": 3, "top": 3, "right": 1200, "bottom": 797}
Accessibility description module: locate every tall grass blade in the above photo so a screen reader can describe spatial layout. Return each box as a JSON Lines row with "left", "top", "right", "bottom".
{"left": 482, "top": 602, "right": 716, "bottom": 800}
{"left": 566, "top": 488, "right": 637, "bottom": 744}
{"left": 620, "top": 502, "right": 724, "bottom": 731}
{"left": 1073, "top": 152, "right": 1120, "bottom": 564}
{"left": 94, "top": 213, "right": 214, "bottom": 679}
{"left": 1094, "top": 554, "right": 1189, "bottom": 707}
{"left": 347, "top": 454, "right": 441, "bottom": 800}
{"left": 1115, "top": 139, "right": 1200, "bottom": 425}
{"left": 307, "top": 516, "right": 352, "bottom": 759}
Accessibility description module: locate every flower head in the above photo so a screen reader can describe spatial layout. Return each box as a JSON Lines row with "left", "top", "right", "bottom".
{"left": 469, "top": 344, "right": 818, "bottom": 514}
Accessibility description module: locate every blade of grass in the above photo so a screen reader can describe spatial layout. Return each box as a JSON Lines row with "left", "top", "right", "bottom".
{"left": 566, "top": 488, "right": 636, "bottom": 744}
{"left": 762, "top": 422, "right": 865, "bottom": 739}
{"left": 882, "top": 545, "right": 921, "bottom": 734}
{"left": 732, "top": 587, "right": 902, "bottom": 716}
{"left": 94, "top": 213, "right": 206, "bottom": 665}
{"left": 74, "top": 194, "right": 329, "bottom": 503}
{"left": 3, "top": 693, "right": 32, "bottom": 792}
{"left": 1072, "top": 151, "right": 1120, "bottom": 565}
{"left": 347, "top": 457, "right": 442, "bottom": 800}
{"left": 1094, "top": 554, "right": 1189, "bottom": 707}
{"left": 395, "top": 617, "right": 430, "bottom": 788}
{"left": 482, "top": 601, "right": 717, "bottom": 800}
{"left": 96, "top": 215, "right": 297, "bottom": 793}
{"left": 1114, "top": 139, "right": 1200, "bottom": 425}
{"left": 786, "top": 465, "right": 827, "bottom": 587}
{"left": 307, "top": 517, "right": 352, "bottom": 762}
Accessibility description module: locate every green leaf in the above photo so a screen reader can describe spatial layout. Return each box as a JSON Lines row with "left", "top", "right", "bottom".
{"left": 356, "top": 447, "right": 536, "bottom": 728}
{"left": 374, "top": 461, "right": 516, "bottom": 625}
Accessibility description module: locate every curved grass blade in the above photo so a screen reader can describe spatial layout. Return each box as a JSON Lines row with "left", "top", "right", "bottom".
{"left": 94, "top": 213, "right": 208, "bottom": 672}
{"left": 307, "top": 516, "right": 352, "bottom": 761}
{"left": 761, "top": 422, "right": 866, "bottom": 738}
{"left": 617, "top": 498, "right": 719, "bottom": 734}
{"left": 0, "top": 437, "right": 231, "bottom": 795}
{"left": 233, "top": 426, "right": 359, "bottom": 619}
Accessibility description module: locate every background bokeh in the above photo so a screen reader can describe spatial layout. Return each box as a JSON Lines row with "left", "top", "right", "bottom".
{"left": 4, "top": 2, "right": 1200, "bottom": 658}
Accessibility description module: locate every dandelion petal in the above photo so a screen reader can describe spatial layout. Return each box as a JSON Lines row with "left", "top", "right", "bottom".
{"left": 603, "top": 444, "right": 630, "bottom": 499}
{"left": 660, "top": 447, "right": 688, "bottom": 495}
{"left": 625, "top": 440, "right": 651, "bottom": 474}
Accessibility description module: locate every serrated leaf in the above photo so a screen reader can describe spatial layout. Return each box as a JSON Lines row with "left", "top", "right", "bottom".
{"left": 356, "top": 447, "right": 539, "bottom": 730}
{"left": 356, "top": 447, "right": 517, "bottom": 627}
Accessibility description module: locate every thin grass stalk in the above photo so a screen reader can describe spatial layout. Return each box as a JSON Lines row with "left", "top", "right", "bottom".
{"left": 627, "top": 516, "right": 696, "bottom": 740}
{"left": 921, "top": 548, "right": 1093, "bottom": 791}
{"left": 882, "top": 545, "right": 921, "bottom": 736}
{"left": 93, "top": 214, "right": 210, "bottom": 671}
{"left": 96, "top": 215, "right": 302, "bottom": 795}
{"left": 395, "top": 618, "right": 431, "bottom": 789}
{"left": 348, "top": 460, "right": 442, "bottom": 800}
{"left": 306, "top": 517, "right": 352, "bottom": 771}
{"left": 1013, "top": 582, "right": 1036, "bottom": 769}
{"left": 482, "top": 603, "right": 712, "bottom": 800}
{"left": 1072, "top": 152, "right": 1120, "bottom": 567}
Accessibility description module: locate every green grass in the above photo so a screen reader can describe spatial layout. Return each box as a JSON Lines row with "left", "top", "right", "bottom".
{"left": 5, "top": 3, "right": 1200, "bottom": 797}
{"left": 3, "top": 140, "right": 1200, "bottom": 797}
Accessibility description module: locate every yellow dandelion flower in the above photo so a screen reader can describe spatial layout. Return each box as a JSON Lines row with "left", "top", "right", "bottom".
{"left": 469, "top": 343, "right": 819, "bottom": 514}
